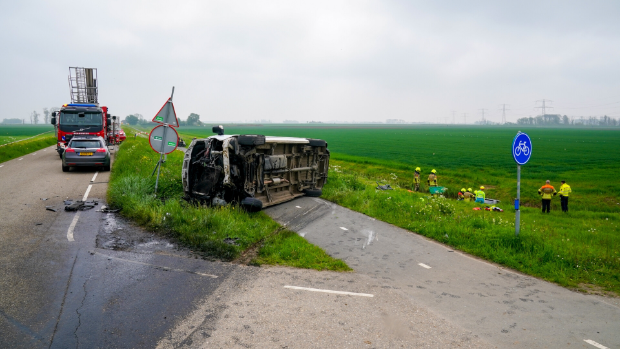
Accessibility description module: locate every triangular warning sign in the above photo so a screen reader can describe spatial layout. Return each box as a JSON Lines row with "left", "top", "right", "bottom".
{"left": 152, "top": 98, "right": 179, "bottom": 127}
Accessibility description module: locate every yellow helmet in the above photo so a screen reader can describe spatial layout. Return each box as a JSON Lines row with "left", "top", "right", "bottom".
{"left": 415, "top": 167, "right": 421, "bottom": 172}
{"left": 480, "top": 186, "right": 485, "bottom": 190}
{"left": 431, "top": 169, "right": 437, "bottom": 174}
{"left": 467, "top": 188, "right": 472, "bottom": 192}
{"left": 461, "top": 188, "right": 466, "bottom": 192}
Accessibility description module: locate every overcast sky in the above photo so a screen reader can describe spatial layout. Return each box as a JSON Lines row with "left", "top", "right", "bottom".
{"left": 2, "top": 0, "right": 619, "bottom": 124}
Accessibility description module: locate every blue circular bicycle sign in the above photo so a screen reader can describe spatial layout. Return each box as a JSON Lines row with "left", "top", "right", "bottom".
{"left": 512, "top": 132, "right": 532, "bottom": 165}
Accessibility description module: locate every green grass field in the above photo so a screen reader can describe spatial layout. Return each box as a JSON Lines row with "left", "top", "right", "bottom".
{"left": 0, "top": 125, "right": 56, "bottom": 163}
{"left": 176, "top": 124, "right": 620, "bottom": 295}
{"left": 0, "top": 125, "right": 54, "bottom": 146}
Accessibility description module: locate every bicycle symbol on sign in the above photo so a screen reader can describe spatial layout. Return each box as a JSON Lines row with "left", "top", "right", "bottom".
{"left": 514, "top": 140, "right": 530, "bottom": 157}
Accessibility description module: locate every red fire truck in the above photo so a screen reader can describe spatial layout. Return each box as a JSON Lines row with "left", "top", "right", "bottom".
{"left": 50, "top": 67, "right": 119, "bottom": 158}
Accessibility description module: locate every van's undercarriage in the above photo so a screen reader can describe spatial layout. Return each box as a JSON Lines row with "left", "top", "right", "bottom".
{"left": 182, "top": 135, "right": 329, "bottom": 211}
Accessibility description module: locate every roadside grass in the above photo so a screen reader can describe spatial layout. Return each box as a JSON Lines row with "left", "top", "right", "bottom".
{"left": 0, "top": 135, "right": 56, "bottom": 163}
{"left": 108, "top": 131, "right": 349, "bottom": 270}
{"left": 324, "top": 160, "right": 620, "bottom": 295}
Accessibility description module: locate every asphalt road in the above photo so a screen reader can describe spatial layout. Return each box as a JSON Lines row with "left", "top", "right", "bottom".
{"left": 264, "top": 196, "right": 620, "bottom": 349}
{"left": 0, "top": 146, "right": 235, "bottom": 348}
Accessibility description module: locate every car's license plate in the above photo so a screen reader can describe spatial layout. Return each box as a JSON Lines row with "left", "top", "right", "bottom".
{"left": 79, "top": 152, "right": 93, "bottom": 156}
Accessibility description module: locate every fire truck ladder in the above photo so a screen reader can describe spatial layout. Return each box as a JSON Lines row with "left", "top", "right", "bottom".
{"left": 68, "top": 67, "right": 98, "bottom": 104}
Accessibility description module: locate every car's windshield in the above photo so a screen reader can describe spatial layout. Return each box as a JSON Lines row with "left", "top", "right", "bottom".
{"left": 59, "top": 111, "right": 103, "bottom": 132}
{"left": 70, "top": 140, "right": 102, "bottom": 148}
{"left": 60, "top": 112, "right": 102, "bottom": 126}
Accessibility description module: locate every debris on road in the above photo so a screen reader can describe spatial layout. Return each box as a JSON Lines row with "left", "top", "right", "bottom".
{"left": 45, "top": 206, "right": 57, "bottom": 212}
{"left": 40, "top": 198, "right": 48, "bottom": 201}
{"left": 99, "top": 205, "right": 121, "bottom": 213}
{"left": 65, "top": 200, "right": 99, "bottom": 211}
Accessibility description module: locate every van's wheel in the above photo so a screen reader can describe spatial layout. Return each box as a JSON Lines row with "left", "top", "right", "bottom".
{"left": 237, "top": 135, "right": 266, "bottom": 146}
{"left": 62, "top": 166, "right": 69, "bottom": 172}
{"left": 241, "top": 197, "right": 263, "bottom": 212}
{"left": 303, "top": 188, "right": 323, "bottom": 197}
{"left": 307, "top": 139, "right": 326, "bottom": 147}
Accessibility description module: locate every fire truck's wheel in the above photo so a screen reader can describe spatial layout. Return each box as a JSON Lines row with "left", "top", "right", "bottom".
{"left": 241, "top": 197, "right": 263, "bottom": 212}
{"left": 307, "top": 139, "right": 326, "bottom": 147}
{"left": 303, "top": 188, "right": 323, "bottom": 197}
{"left": 62, "top": 166, "right": 69, "bottom": 172}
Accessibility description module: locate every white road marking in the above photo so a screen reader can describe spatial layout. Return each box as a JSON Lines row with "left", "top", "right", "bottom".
{"left": 82, "top": 185, "right": 92, "bottom": 201}
{"left": 32, "top": 153, "right": 37, "bottom": 156}
{"left": 67, "top": 183, "right": 94, "bottom": 241}
{"left": 66, "top": 212, "right": 80, "bottom": 242}
{"left": 96, "top": 252, "right": 218, "bottom": 278}
{"left": 0, "top": 165, "right": 3, "bottom": 168}
{"left": 90, "top": 171, "right": 99, "bottom": 182}
{"left": 295, "top": 205, "right": 301, "bottom": 208}
{"left": 284, "top": 285, "right": 374, "bottom": 297}
{"left": 340, "top": 227, "right": 348, "bottom": 231}
{"left": 18, "top": 158, "right": 23, "bottom": 161}
{"left": 584, "top": 339, "right": 609, "bottom": 349}
{"left": 418, "top": 263, "right": 432, "bottom": 269}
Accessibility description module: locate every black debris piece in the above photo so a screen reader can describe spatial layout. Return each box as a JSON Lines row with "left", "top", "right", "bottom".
{"left": 99, "top": 205, "right": 121, "bottom": 213}
{"left": 64, "top": 200, "right": 73, "bottom": 205}
{"left": 45, "top": 206, "right": 57, "bottom": 212}
{"left": 376, "top": 181, "right": 393, "bottom": 191}
{"left": 36, "top": 223, "right": 43, "bottom": 226}
{"left": 223, "top": 237, "right": 240, "bottom": 246}
{"left": 64, "top": 200, "right": 98, "bottom": 211}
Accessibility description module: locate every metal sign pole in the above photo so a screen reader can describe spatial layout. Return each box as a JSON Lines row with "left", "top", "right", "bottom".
{"left": 516, "top": 164, "right": 521, "bottom": 236}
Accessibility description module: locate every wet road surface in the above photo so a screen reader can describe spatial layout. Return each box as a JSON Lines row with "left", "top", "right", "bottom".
{"left": 0, "top": 146, "right": 235, "bottom": 348}
{"left": 264, "top": 196, "right": 620, "bottom": 349}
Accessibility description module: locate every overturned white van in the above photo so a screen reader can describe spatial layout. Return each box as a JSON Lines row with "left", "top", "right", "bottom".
{"left": 182, "top": 126, "right": 330, "bottom": 211}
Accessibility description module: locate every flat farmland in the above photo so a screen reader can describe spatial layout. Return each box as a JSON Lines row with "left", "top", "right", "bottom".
{"left": 178, "top": 125, "right": 620, "bottom": 294}
{"left": 0, "top": 125, "right": 54, "bottom": 145}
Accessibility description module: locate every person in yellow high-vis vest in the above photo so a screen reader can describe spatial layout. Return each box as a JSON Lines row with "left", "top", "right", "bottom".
{"left": 413, "top": 167, "right": 421, "bottom": 192}
{"left": 538, "top": 180, "right": 557, "bottom": 213}
{"left": 558, "top": 180, "right": 571, "bottom": 213}
{"left": 474, "top": 186, "right": 486, "bottom": 203}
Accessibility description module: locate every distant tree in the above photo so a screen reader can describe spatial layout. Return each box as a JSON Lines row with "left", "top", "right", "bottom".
{"left": 562, "top": 115, "right": 569, "bottom": 125}
{"left": 187, "top": 113, "right": 202, "bottom": 126}
{"left": 125, "top": 114, "right": 139, "bottom": 125}
{"left": 30, "top": 111, "right": 40, "bottom": 124}
{"left": 43, "top": 108, "right": 50, "bottom": 124}
{"left": 1, "top": 118, "right": 22, "bottom": 124}
{"left": 178, "top": 119, "right": 187, "bottom": 127}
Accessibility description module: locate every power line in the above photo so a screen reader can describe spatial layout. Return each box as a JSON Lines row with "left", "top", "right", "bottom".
{"left": 499, "top": 104, "right": 510, "bottom": 124}
{"left": 535, "top": 99, "right": 553, "bottom": 116}
{"left": 479, "top": 109, "right": 488, "bottom": 123}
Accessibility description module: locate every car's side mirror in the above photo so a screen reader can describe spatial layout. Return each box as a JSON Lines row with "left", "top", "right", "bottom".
{"left": 212, "top": 125, "right": 224, "bottom": 135}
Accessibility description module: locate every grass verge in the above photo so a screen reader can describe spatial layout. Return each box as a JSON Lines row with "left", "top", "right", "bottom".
{"left": 0, "top": 135, "right": 56, "bottom": 163}
{"left": 324, "top": 159, "right": 620, "bottom": 296}
{"left": 108, "top": 131, "right": 350, "bottom": 270}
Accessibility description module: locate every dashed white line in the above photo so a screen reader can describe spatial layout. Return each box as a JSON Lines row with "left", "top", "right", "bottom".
{"left": 96, "top": 252, "right": 218, "bottom": 278}
{"left": 284, "top": 286, "right": 374, "bottom": 297}
{"left": 90, "top": 171, "right": 99, "bottom": 183}
{"left": 82, "top": 185, "right": 92, "bottom": 201}
{"left": 418, "top": 263, "right": 432, "bottom": 269}
{"left": 339, "top": 227, "right": 348, "bottom": 231}
{"left": 66, "top": 213, "right": 80, "bottom": 242}
{"left": 584, "top": 339, "right": 609, "bottom": 349}
{"left": 67, "top": 182, "right": 94, "bottom": 241}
